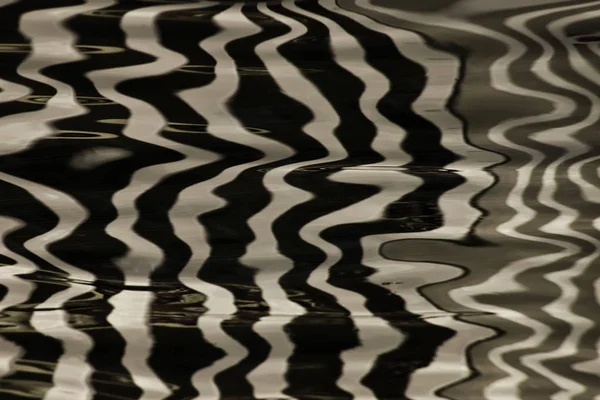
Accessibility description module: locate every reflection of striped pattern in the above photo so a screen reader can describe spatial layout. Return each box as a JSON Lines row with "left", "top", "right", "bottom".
{"left": 0, "top": 0, "right": 598, "bottom": 399}
{"left": 357, "top": 1, "right": 600, "bottom": 399}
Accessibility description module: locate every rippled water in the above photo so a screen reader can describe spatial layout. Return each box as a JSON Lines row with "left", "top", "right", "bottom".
{"left": 1, "top": 0, "right": 600, "bottom": 399}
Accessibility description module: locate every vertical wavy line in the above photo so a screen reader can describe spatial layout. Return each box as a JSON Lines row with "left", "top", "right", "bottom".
{"left": 32, "top": 285, "right": 96, "bottom": 400}
{"left": 106, "top": 289, "right": 168, "bottom": 400}
{"left": 0, "top": 218, "right": 35, "bottom": 380}
{"left": 87, "top": 2, "right": 218, "bottom": 288}
{"left": 0, "top": 0, "right": 29, "bottom": 105}
{"left": 86, "top": 3, "right": 225, "bottom": 399}
{"left": 0, "top": 172, "right": 98, "bottom": 400}
{"left": 543, "top": 8, "right": 600, "bottom": 387}
{"left": 241, "top": 2, "right": 347, "bottom": 398}
{"left": 275, "top": 1, "right": 416, "bottom": 398}
{"left": 341, "top": 2, "right": 596, "bottom": 398}
{"left": 165, "top": 4, "right": 314, "bottom": 398}
{"left": 0, "top": 2, "right": 116, "bottom": 399}
{"left": 0, "top": 0, "right": 113, "bottom": 155}
{"left": 0, "top": 1, "right": 30, "bottom": 380}
{"left": 332, "top": 1, "right": 502, "bottom": 397}
{"left": 503, "top": 4, "right": 600, "bottom": 399}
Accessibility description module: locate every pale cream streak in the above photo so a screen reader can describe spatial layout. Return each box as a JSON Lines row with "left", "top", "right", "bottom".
{"left": 32, "top": 285, "right": 95, "bottom": 400}
{"left": 0, "top": 2, "right": 114, "bottom": 398}
{"left": 276, "top": 2, "right": 413, "bottom": 398}
{"left": 284, "top": 0, "right": 409, "bottom": 315}
{"left": 0, "top": 218, "right": 35, "bottom": 379}
{"left": 315, "top": 170, "right": 418, "bottom": 400}
{"left": 87, "top": 2, "right": 220, "bottom": 288}
{"left": 0, "top": 171, "right": 97, "bottom": 400}
{"left": 106, "top": 290, "right": 172, "bottom": 400}
{"left": 0, "top": 0, "right": 113, "bottom": 155}
{"left": 188, "top": 316, "right": 247, "bottom": 400}
{"left": 505, "top": 5, "right": 600, "bottom": 399}
{"left": 296, "top": 1, "right": 495, "bottom": 397}
{"left": 561, "top": 38, "right": 600, "bottom": 203}
{"left": 242, "top": 3, "right": 347, "bottom": 398}
{"left": 69, "top": 147, "right": 133, "bottom": 170}
{"left": 548, "top": 14, "right": 600, "bottom": 387}
{"left": 166, "top": 4, "right": 308, "bottom": 398}
{"left": 86, "top": 3, "right": 223, "bottom": 399}
{"left": 0, "top": 0, "right": 34, "bottom": 105}
{"left": 335, "top": 1, "right": 500, "bottom": 397}
{"left": 348, "top": 2, "right": 594, "bottom": 398}
{"left": 169, "top": 2, "right": 304, "bottom": 314}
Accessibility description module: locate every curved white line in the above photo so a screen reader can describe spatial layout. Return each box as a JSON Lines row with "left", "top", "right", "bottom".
{"left": 347, "top": 1, "right": 597, "bottom": 398}
{"left": 0, "top": 217, "right": 35, "bottom": 380}
{"left": 33, "top": 284, "right": 96, "bottom": 400}
{"left": 87, "top": 2, "right": 219, "bottom": 288}
{"left": 0, "top": 172, "right": 97, "bottom": 400}
{"left": 242, "top": 3, "right": 348, "bottom": 398}
{"left": 0, "top": 12, "right": 32, "bottom": 382}
{"left": 0, "top": 0, "right": 29, "bottom": 105}
{"left": 332, "top": 1, "right": 501, "bottom": 397}
{"left": 163, "top": 4, "right": 311, "bottom": 398}
{"left": 503, "top": 5, "right": 600, "bottom": 399}
{"left": 87, "top": 3, "right": 223, "bottom": 399}
{"left": 545, "top": 10, "right": 600, "bottom": 386}
{"left": 0, "top": 2, "right": 115, "bottom": 399}
{"left": 0, "top": 0, "right": 112, "bottom": 155}
{"left": 106, "top": 290, "right": 169, "bottom": 400}
{"left": 276, "top": 2, "right": 417, "bottom": 398}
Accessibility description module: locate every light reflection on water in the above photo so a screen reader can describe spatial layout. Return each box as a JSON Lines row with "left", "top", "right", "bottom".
{"left": 0, "top": 0, "right": 600, "bottom": 399}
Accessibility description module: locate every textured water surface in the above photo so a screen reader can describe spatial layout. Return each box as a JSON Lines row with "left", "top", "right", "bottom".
{"left": 0, "top": 0, "right": 599, "bottom": 399}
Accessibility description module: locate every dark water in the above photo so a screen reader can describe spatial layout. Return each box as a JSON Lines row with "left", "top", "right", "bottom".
{"left": 1, "top": 0, "right": 600, "bottom": 399}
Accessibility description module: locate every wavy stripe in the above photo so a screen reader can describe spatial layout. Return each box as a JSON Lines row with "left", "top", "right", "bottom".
{"left": 503, "top": 4, "right": 600, "bottom": 399}
{"left": 0, "top": 2, "right": 115, "bottom": 398}
{"left": 276, "top": 1, "right": 417, "bottom": 397}
{"left": 0, "top": 0, "right": 41, "bottom": 108}
{"left": 332, "top": 2, "right": 501, "bottom": 397}
{"left": 0, "top": 217, "right": 34, "bottom": 380}
{"left": 0, "top": 172, "right": 98, "bottom": 398}
{"left": 106, "top": 290, "right": 169, "bottom": 400}
{"left": 242, "top": 2, "right": 345, "bottom": 398}
{"left": 337, "top": 2, "right": 596, "bottom": 398}
{"left": 32, "top": 285, "right": 95, "bottom": 400}
{"left": 543, "top": 9, "right": 600, "bottom": 386}
{"left": 86, "top": 2, "right": 219, "bottom": 288}
{"left": 0, "top": 0, "right": 111, "bottom": 155}
{"left": 166, "top": 4, "right": 315, "bottom": 398}
{"left": 85, "top": 3, "right": 230, "bottom": 399}
{"left": 0, "top": 0, "right": 28, "bottom": 105}
{"left": 558, "top": 20, "right": 600, "bottom": 204}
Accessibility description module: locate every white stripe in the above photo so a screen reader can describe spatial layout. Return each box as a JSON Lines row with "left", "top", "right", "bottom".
{"left": 0, "top": 0, "right": 113, "bottom": 155}
{"left": 0, "top": 173, "right": 98, "bottom": 399}
{"left": 87, "top": 2, "right": 219, "bottom": 288}
{"left": 189, "top": 316, "right": 247, "bottom": 400}
{"left": 343, "top": 2, "right": 593, "bottom": 398}
{"left": 86, "top": 3, "right": 224, "bottom": 399}
{"left": 166, "top": 4, "right": 310, "bottom": 398}
{"left": 504, "top": 5, "right": 600, "bottom": 399}
{"left": 0, "top": 2, "right": 112, "bottom": 396}
{"left": 0, "top": 0, "right": 28, "bottom": 105}
{"left": 545, "top": 9, "right": 600, "bottom": 389}
{"left": 243, "top": 2, "right": 346, "bottom": 398}
{"left": 277, "top": 2, "right": 414, "bottom": 398}
{"left": 107, "top": 290, "right": 169, "bottom": 400}
{"left": 332, "top": 1, "right": 500, "bottom": 396}
{"left": 32, "top": 285, "right": 95, "bottom": 400}
{"left": 0, "top": 218, "right": 35, "bottom": 379}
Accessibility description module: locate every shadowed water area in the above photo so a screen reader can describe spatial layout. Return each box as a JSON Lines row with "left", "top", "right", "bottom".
{"left": 0, "top": 0, "right": 599, "bottom": 399}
